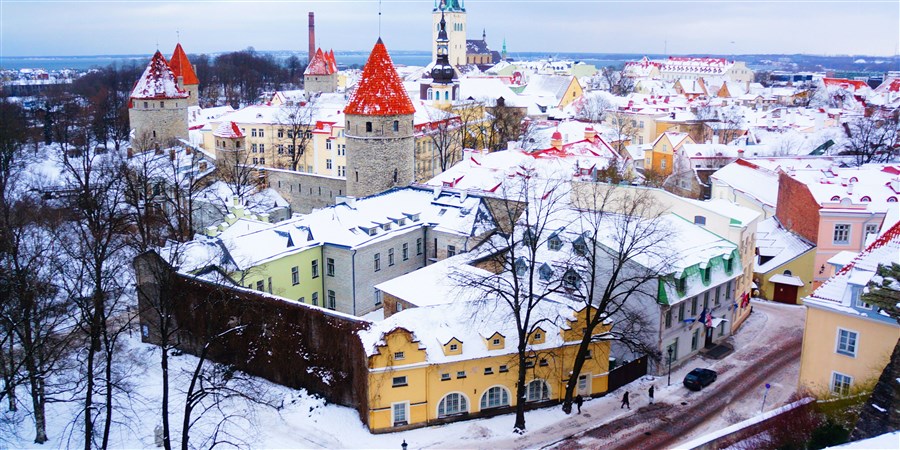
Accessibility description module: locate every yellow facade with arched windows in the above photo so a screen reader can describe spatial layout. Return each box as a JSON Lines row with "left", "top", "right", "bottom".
{"left": 365, "top": 307, "right": 612, "bottom": 432}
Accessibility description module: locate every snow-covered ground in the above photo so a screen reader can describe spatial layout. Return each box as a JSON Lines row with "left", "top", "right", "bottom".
{"left": 2, "top": 300, "right": 805, "bottom": 449}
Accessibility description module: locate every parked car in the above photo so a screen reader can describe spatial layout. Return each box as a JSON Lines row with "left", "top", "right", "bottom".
{"left": 683, "top": 368, "right": 717, "bottom": 391}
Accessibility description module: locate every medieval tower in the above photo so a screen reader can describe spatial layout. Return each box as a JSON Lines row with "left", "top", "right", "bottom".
{"left": 128, "top": 50, "right": 189, "bottom": 148}
{"left": 344, "top": 38, "right": 416, "bottom": 198}
{"left": 432, "top": 0, "right": 466, "bottom": 67}
{"left": 168, "top": 43, "right": 200, "bottom": 107}
{"left": 304, "top": 48, "right": 338, "bottom": 94}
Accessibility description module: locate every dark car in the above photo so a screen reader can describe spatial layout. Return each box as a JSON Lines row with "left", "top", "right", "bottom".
{"left": 683, "top": 368, "right": 717, "bottom": 391}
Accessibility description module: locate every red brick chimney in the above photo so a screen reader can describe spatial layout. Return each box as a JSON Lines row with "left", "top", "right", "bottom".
{"left": 308, "top": 12, "right": 316, "bottom": 64}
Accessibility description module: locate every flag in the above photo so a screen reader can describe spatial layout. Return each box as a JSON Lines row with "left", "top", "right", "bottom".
{"left": 706, "top": 311, "right": 713, "bottom": 328}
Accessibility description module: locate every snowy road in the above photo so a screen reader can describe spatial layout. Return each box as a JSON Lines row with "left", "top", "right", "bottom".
{"left": 539, "top": 300, "right": 806, "bottom": 450}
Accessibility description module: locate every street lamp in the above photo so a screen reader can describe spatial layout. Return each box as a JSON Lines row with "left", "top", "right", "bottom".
{"left": 401, "top": 440, "right": 408, "bottom": 450}
{"left": 667, "top": 346, "right": 674, "bottom": 386}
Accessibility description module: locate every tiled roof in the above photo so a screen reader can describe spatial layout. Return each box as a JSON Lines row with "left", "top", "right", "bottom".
{"left": 304, "top": 48, "right": 337, "bottom": 76}
{"left": 213, "top": 121, "right": 243, "bottom": 138}
{"left": 130, "top": 51, "right": 189, "bottom": 100}
{"left": 344, "top": 39, "right": 415, "bottom": 116}
{"left": 169, "top": 43, "right": 199, "bottom": 85}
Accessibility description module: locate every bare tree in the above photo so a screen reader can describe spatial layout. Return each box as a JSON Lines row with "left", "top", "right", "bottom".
{"left": 600, "top": 66, "right": 635, "bottom": 96}
{"left": 455, "top": 172, "right": 569, "bottom": 433}
{"left": 607, "top": 111, "right": 638, "bottom": 156}
{"left": 575, "top": 93, "right": 613, "bottom": 124}
{"left": 559, "top": 183, "right": 675, "bottom": 413}
{"left": 841, "top": 114, "right": 900, "bottom": 166}
{"left": 276, "top": 94, "right": 319, "bottom": 171}
{"left": 420, "top": 108, "right": 463, "bottom": 179}
{"left": 216, "top": 145, "right": 260, "bottom": 203}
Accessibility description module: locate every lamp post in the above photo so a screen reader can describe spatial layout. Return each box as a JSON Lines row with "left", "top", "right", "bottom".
{"left": 401, "top": 440, "right": 408, "bottom": 450}
{"left": 667, "top": 346, "right": 674, "bottom": 386}
{"left": 760, "top": 383, "right": 771, "bottom": 412}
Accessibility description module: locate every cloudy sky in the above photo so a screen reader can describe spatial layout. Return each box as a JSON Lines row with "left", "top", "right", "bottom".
{"left": 2, "top": 0, "right": 898, "bottom": 57}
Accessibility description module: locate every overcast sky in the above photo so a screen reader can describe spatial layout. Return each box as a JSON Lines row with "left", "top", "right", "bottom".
{"left": 2, "top": 0, "right": 898, "bottom": 57}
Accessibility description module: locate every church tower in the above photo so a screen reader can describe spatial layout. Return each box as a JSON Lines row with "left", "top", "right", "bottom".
{"left": 169, "top": 43, "right": 199, "bottom": 107}
{"left": 428, "top": 10, "right": 458, "bottom": 108}
{"left": 432, "top": 0, "right": 466, "bottom": 67}
{"left": 344, "top": 39, "right": 416, "bottom": 198}
{"left": 128, "top": 51, "right": 189, "bottom": 147}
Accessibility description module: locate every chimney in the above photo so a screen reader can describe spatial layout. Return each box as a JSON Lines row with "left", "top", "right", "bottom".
{"left": 847, "top": 180, "right": 854, "bottom": 195}
{"left": 169, "top": 148, "right": 176, "bottom": 161}
{"left": 185, "top": 146, "right": 192, "bottom": 155}
{"left": 550, "top": 130, "right": 563, "bottom": 150}
{"left": 308, "top": 12, "right": 316, "bottom": 64}
{"left": 584, "top": 126, "right": 597, "bottom": 142}
{"left": 126, "top": 147, "right": 134, "bottom": 159}
{"left": 154, "top": 143, "right": 162, "bottom": 155}
{"left": 737, "top": 149, "right": 744, "bottom": 158}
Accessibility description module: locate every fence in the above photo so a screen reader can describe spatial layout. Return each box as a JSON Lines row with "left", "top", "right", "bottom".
{"left": 608, "top": 355, "right": 649, "bottom": 392}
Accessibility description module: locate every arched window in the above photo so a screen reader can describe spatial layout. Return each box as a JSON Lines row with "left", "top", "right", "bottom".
{"left": 526, "top": 380, "right": 550, "bottom": 402}
{"left": 830, "top": 196, "right": 841, "bottom": 202}
{"left": 849, "top": 177, "right": 858, "bottom": 183}
{"left": 438, "top": 393, "right": 468, "bottom": 417}
{"left": 889, "top": 196, "right": 898, "bottom": 203}
{"left": 783, "top": 269, "right": 793, "bottom": 276}
{"left": 860, "top": 196, "right": 871, "bottom": 202}
{"left": 445, "top": 91, "right": 449, "bottom": 100}
{"left": 427, "top": 88, "right": 433, "bottom": 100}
{"left": 480, "top": 386, "right": 510, "bottom": 410}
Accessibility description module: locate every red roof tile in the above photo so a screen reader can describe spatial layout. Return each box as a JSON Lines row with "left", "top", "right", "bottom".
{"left": 344, "top": 39, "right": 415, "bottom": 116}
{"left": 130, "top": 51, "right": 189, "bottom": 100}
{"left": 214, "top": 121, "right": 244, "bottom": 138}
{"left": 304, "top": 48, "right": 335, "bottom": 76}
{"left": 169, "top": 43, "right": 199, "bottom": 85}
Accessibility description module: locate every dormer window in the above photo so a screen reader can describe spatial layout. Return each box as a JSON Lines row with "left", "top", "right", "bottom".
{"left": 573, "top": 235, "right": 588, "bottom": 256}
{"left": 522, "top": 228, "right": 536, "bottom": 247}
{"left": 539, "top": 263, "right": 554, "bottom": 281}
{"left": 548, "top": 234, "right": 563, "bottom": 251}
{"left": 563, "top": 269, "right": 581, "bottom": 289}
{"left": 450, "top": 343, "right": 458, "bottom": 351}
{"left": 675, "top": 274, "right": 687, "bottom": 294}
{"left": 515, "top": 257, "right": 528, "bottom": 276}
{"left": 382, "top": 222, "right": 392, "bottom": 231}
{"left": 701, "top": 266, "right": 711, "bottom": 285}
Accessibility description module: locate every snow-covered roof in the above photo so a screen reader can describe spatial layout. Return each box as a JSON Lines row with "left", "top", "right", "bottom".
{"left": 786, "top": 164, "right": 900, "bottom": 212}
{"left": 806, "top": 220, "right": 900, "bottom": 317}
{"left": 710, "top": 159, "right": 780, "bottom": 208}
{"left": 130, "top": 51, "right": 189, "bottom": 100}
{"left": 754, "top": 217, "right": 815, "bottom": 274}
{"left": 357, "top": 295, "right": 585, "bottom": 363}
{"left": 305, "top": 48, "right": 337, "bottom": 76}
{"left": 521, "top": 74, "right": 576, "bottom": 103}
{"left": 213, "top": 121, "right": 244, "bottom": 138}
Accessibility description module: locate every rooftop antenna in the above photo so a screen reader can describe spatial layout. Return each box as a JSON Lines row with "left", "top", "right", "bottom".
{"left": 378, "top": 0, "right": 382, "bottom": 37}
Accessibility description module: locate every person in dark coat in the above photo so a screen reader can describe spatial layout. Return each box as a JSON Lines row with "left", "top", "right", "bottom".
{"left": 620, "top": 391, "right": 630, "bottom": 409}
{"left": 574, "top": 394, "right": 583, "bottom": 414}
{"left": 648, "top": 385, "right": 655, "bottom": 405}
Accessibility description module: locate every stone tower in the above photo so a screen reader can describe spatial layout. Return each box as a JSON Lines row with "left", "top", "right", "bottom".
{"left": 428, "top": 10, "right": 458, "bottom": 108}
{"left": 169, "top": 43, "right": 200, "bottom": 107}
{"left": 213, "top": 121, "right": 247, "bottom": 172}
{"left": 344, "top": 38, "right": 416, "bottom": 198}
{"left": 432, "top": 0, "right": 466, "bottom": 67}
{"left": 304, "top": 48, "right": 338, "bottom": 94}
{"left": 128, "top": 50, "right": 189, "bottom": 148}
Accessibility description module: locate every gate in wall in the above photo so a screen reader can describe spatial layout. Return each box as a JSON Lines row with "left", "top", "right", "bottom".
{"left": 607, "top": 355, "right": 649, "bottom": 392}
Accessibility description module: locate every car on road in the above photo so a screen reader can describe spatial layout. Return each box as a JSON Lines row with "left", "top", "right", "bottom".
{"left": 683, "top": 368, "right": 717, "bottom": 391}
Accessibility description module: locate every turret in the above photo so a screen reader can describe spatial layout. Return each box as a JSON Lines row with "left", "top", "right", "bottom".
{"left": 128, "top": 50, "right": 189, "bottom": 147}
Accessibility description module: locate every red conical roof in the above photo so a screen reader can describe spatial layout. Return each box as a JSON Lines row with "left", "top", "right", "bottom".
{"left": 130, "top": 51, "right": 189, "bottom": 100}
{"left": 304, "top": 48, "right": 334, "bottom": 76}
{"left": 169, "top": 43, "right": 199, "bottom": 85}
{"left": 344, "top": 39, "right": 415, "bottom": 116}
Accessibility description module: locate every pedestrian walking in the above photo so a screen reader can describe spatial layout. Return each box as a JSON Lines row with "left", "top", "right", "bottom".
{"left": 648, "top": 385, "right": 655, "bottom": 405}
{"left": 620, "top": 391, "right": 630, "bottom": 409}
{"left": 574, "top": 394, "right": 583, "bottom": 414}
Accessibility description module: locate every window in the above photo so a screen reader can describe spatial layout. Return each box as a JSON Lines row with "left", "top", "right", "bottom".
{"left": 392, "top": 120, "right": 399, "bottom": 132}
{"left": 416, "top": 238, "right": 423, "bottom": 255}
{"left": 539, "top": 358, "right": 549, "bottom": 367}
{"left": 374, "top": 253, "right": 381, "bottom": 272}
{"left": 480, "top": 386, "right": 510, "bottom": 409}
{"left": 402, "top": 243, "right": 409, "bottom": 260}
{"left": 277, "top": 129, "right": 284, "bottom": 138}
{"left": 311, "top": 292, "right": 318, "bottom": 306}
{"left": 548, "top": 237, "right": 562, "bottom": 251}
{"left": 394, "top": 351, "right": 405, "bottom": 360}
{"left": 259, "top": 144, "right": 265, "bottom": 152}
{"left": 667, "top": 338, "right": 679, "bottom": 361}
{"left": 526, "top": 380, "right": 550, "bottom": 402}
{"left": 492, "top": 338, "right": 501, "bottom": 346}
{"left": 447, "top": 245, "right": 456, "bottom": 257}
{"left": 693, "top": 215, "right": 706, "bottom": 225}
{"left": 388, "top": 248, "right": 395, "bottom": 266}
{"left": 585, "top": 350, "right": 593, "bottom": 359}
{"left": 440, "top": 373, "right": 451, "bottom": 381}
{"left": 456, "top": 370, "right": 466, "bottom": 379}
{"left": 392, "top": 402, "right": 408, "bottom": 427}
{"left": 326, "top": 140, "right": 332, "bottom": 150}
{"left": 449, "top": 343, "right": 458, "bottom": 351}
{"left": 499, "top": 365, "right": 508, "bottom": 373}
{"left": 665, "top": 309, "right": 672, "bottom": 328}
{"left": 534, "top": 332, "right": 542, "bottom": 340}
{"left": 833, "top": 224, "right": 850, "bottom": 244}
{"left": 311, "top": 260, "right": 319, "bottom": 278}
{"left": 438, "top": 393, "right": 468, "bottom": 417}
{"left": 715, "top": 286, "right": 721, "bottom": 305}
{"left": 854, "top": 288, "right": 872, "bottom": 309}
{"left": 678, "top": 303, "right": 685, "bottom": 321}
{"left": 365, "top": 122, "right": 373, "bottom": 132}
{"left": 327, "top": 258, "right": 335, "bottom": 277}
{"left": 256, "top": 280, "right": 264, "bottom": 291}
{"left": 703, "top": 291, "right": 710, "bottom": 309}
{"left": 327, "top": 290, "right": 336, "bottom": 310}
{"left": 291, "top": 266, "right": 299, "bottom": 285}
{"left": 484, "top": 367, "right": 493, "bottom": 375}
{"left": 252, "top": 128, "right": 257, "bottom": 137}
{"left": 836, "top": 328, "right": 858, "bottom": 357}
{"left": 725, "top": 256, "right": 734, "bottom": 273}
{"left": 726, "top": 280, "right": 733, "bottom": 300}
{"left": 831, "top": 372, "right": 852, "bottom": 396}
{"left": 865, "top": 223, "right": 879, "bottom": 237}
{"left": 375, "top": 289, "right": 383, "bottom": 306}
{"left": 326, "top": 159, "right": 332, "bottom": 170}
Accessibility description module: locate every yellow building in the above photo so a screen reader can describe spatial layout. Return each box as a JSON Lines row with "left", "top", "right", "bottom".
{"left": 754, "top": 217, "right": 816, "bottom": 304}
{"left": 644, "top": 132, "right": 694, "bottom": 176}
{"left": 799, "top": 223, "right": 900, "bottom": 397}
{"left": 359, "top": 300, "right": 610, "bottom": 432}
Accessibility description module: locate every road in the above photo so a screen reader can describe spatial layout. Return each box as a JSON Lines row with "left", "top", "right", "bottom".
{"left": 538, "top": 300, "right": 806, "bottom": 450}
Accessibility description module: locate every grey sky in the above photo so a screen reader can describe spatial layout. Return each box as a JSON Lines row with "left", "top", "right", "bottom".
{"left": 2, "top": 0, "right": 898, "bottom": 57}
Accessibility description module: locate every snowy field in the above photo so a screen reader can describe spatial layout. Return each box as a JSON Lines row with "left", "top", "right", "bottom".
{"left": 2, "top": 301, "right": 804, "bottom": 449}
